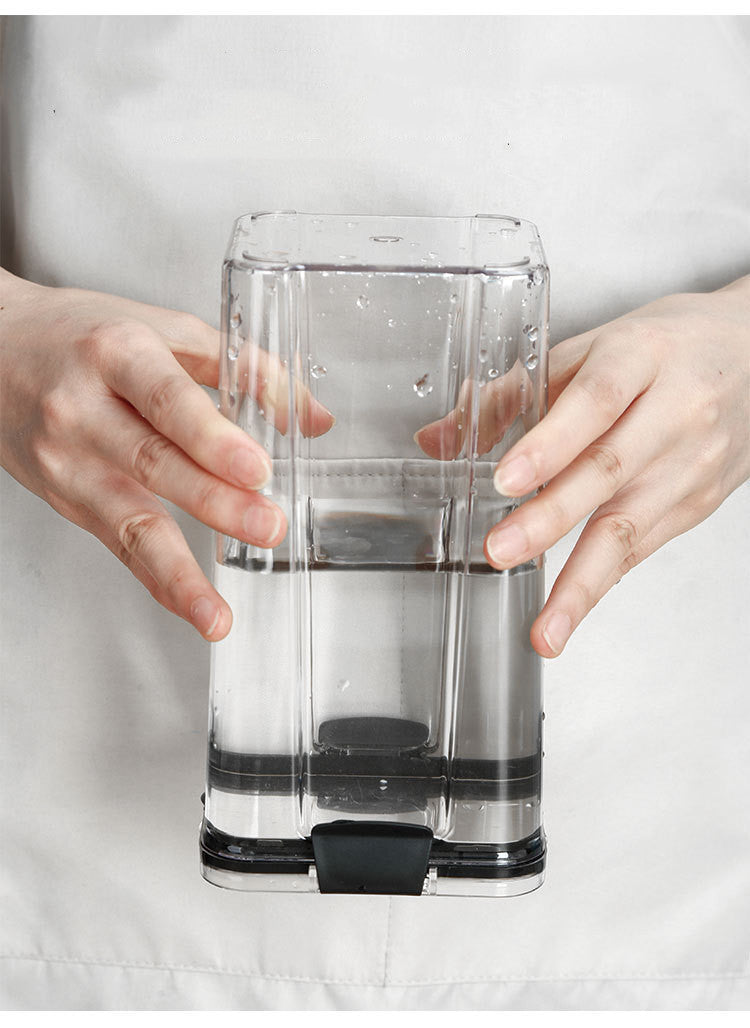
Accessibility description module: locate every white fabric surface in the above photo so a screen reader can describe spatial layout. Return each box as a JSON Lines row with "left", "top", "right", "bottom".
{"left": 1, "top": 15, "right": 749, "bottom": 1010}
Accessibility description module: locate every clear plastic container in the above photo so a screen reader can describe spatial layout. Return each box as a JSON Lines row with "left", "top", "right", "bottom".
{"left": 200, "top": 213, "right": 549, "bottom": 896}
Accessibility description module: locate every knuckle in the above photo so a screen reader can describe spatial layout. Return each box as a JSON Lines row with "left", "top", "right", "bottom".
{"left": 695, "top": 429, "right": 731, "bottom": 473}
{"left": 39, "top": 387, "right": 73, "bottom": 435}
{"left": 587, "top": 440, "right": 625, "bottom": 486}
{"left": 623, "top": 318, "right": 668, "bottom": 350}
{"left": 194, "top": 476, "right": 224, "bottom": 519}
{"left": 144, "top": 373, "right": 188, "bottom": 424}
{"left": 130, "top": 432, "right": 174, "bottom": 487}
{"left": 576, "top": 368, "right": 626, "bottom": 417}
{"left": 108, "top": 537, "right": 136, "bottom": 571}
{"left": 176, "top": 311, "right": 208, "bottom": 338}
{"left": 78, "top": 319, "right": 139, "bottom": 364}
{"left": 594, "top": 510, "right": 641, "bottom": 554}
{"left": 538, "top": 493, "right": 572, "bottom": 536}
{"left": 700, "top": 397, "right": 721, "bottom": 432}
{"left": 568, "top": 577, "right": 595, "bottom": 615}
{"left": 677, "top": 489, "right": 714, "bottom": 525}
{"left": 30, "top": 437, "right": 64, "bottom": 481}
{"left": 617, "top": 549, "right": 641, "bottom": 576}
{"left": 115, "top": 510, "right": 170, "bottom": 556}
{"left": 694, "top": 481, "right": 724, "bottom": 514}
{"left": 705, "top": 481, "right": 726, "bottom": 510}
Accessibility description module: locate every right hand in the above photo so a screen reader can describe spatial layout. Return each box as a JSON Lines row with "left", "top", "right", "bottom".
{"left": 0, "top": 269, "right": 332, "bottom": 639}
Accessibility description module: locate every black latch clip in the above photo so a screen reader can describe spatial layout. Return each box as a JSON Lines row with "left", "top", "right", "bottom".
{"left": 311, "top": 820, "right": 433, "bottom": 895}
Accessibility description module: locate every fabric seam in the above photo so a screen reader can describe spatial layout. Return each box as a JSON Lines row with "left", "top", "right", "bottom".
{"left": 1, "top": 953, "right": 747, "bottom": 988}
{"left": 382, "top": 896, "right": 394, "bottom": 986}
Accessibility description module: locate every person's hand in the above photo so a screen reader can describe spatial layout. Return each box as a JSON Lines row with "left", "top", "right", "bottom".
{"left": 0, "top": 270, "right": 332, "bottom": 639}
{"left": 484, "top": 275, "right": 750, "bottom": 657}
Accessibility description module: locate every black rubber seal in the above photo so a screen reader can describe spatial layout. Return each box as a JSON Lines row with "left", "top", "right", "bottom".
{"left": 200, "top": 820, "right": 546, "bottom": 887}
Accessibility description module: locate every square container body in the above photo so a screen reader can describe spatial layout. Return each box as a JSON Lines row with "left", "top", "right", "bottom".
{"left": 200, "top": 213, "right": 549, "bottom": 897}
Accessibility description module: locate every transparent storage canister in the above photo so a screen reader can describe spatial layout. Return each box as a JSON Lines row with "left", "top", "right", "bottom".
{"left": 200, "top": 212, "right": 549, "bottom": 897}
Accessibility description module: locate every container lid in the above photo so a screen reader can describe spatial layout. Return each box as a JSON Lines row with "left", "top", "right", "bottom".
{"left": 228, "top": 211, "right": 546, "bottom": 275}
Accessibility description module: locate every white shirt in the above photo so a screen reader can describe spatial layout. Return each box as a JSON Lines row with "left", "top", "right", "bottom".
{"left": 1, "top": 14, "right": 748, "bottom": 1010}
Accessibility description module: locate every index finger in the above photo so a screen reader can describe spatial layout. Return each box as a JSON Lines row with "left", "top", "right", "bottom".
{"left": 493, "top": 327, "right": 659, "bottom": 496}
{"left": 101, "top": 322, "right": 273, "bottom": 490}
{"left": 414, "top": 362, "right": 527, "bottom": 460}
{"left": 158, "top": 313, "right": 336, "bottom": 439}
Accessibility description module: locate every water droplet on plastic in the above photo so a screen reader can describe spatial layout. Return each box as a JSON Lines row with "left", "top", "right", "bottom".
{"left": 311, "top": 364, "right": 327, "bottom": 379}
{"left": 488, "top": 367, "right": 500, "bottom": 379}
{"left": 533, "top": 268, "right": 545, "bottom": 285}
{"left": 387, "top": 318, "right": 397, "bottom": 328}
{"left": 371, "top": 235, "right": 402, "bottom": 243}
{"left": 338, "top": 254, "right": 355, "bottom": 261}
{"left": 413, "top": 374, "right": 433, "bottom": 398}
{"left": 449, "top": 293, "right": 458, "bottom": 305}
{"left": 356, "top": 295, "right": 369, "bottom": 309}
{"left": 227, "top": 343, "right": 239, "bottom": 360}
{"left": 346, "top": 221, "right": 358, "bottom": 228}
{"left": 524, "top": 353, "right": 539, "bottom": 370}
{"left": 386, "top": 383, "right": 392, "bottom": 391}
{"left": 379, "top": 779, "right": 388, "bottom": 791}
{"left": 229, "top": 309, "right": 242, "bottom": 330}
{"left": 478, "top": 347, "right": 489, "bottom": 363}
{"left": 337, "top": 678, "right": 351, "bottom": 692}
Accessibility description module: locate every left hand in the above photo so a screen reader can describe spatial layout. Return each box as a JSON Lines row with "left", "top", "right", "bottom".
{"left": 486, "top": 275, "right": 750, "bottom": 657}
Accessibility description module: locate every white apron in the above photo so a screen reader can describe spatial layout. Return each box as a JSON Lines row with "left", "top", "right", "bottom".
{"left": 1, "top": 15, "right": 748, "bottom": 1010}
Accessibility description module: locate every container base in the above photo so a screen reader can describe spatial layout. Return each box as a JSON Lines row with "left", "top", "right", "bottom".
{"left": 199, "top": 818, "right": 546, "bottom": 897}
{"left": 200, "top": 862, "right": 545, "bottom": 897}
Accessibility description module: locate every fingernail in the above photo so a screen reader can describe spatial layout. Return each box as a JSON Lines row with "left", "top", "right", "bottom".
{"left": 486, "top": 523, "right": 527, "bottom": 567}
{"left": 230, "top": 448, "right": 271, "bottom": 489}
{"left": 191, "top": 596, "right": 221, "bottom": 638}
{"left": 243, "top": 504, "right": 282, "bottom": 545}
{"left": 308, "top": 399, "right": 336, "bottom": 437}
{"left": 542, "top": 611, "right": 572, "bottom": 655}
{"left": 494, "top": 454, "right": 535, "bottom": 495}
